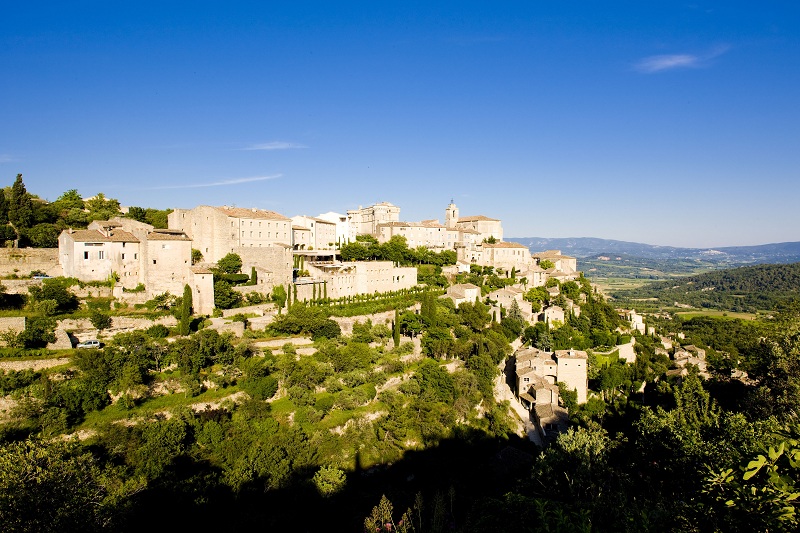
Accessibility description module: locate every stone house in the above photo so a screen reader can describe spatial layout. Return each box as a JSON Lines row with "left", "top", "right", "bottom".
{"left": 168, "top": 205, "right": 292, "bottom": 263}
{"left": 59, "top": 219, "right": 214, "bottom": 312}
{"left": 445, "top": 202, "right": 503, "bottom": 242}
{"left": 540, "top": 305, "right": 565, "bottom": 326}
{"left": 291, "top": 215, "right": 337, "bottom": 250}
{"left": 443, "top": 283, "right": 481, "bottom": 307}
{"left": 292, "top": 225, "right": 312, "bottom": 250}
{"left": 347, "top": 202, "right": 401, "bottom": 238}
{"left": 532, "top": 250, "right": 578, "bottom": 274}
{"left": 302, "top": 260, "right": 416, "bottom": 299}
{"left": 376, "top": 220, "right": 451, "bottom": 249}
{"left": 515, "top": 346, "right": 589, "bottom": 405}
{"left": 315, "top": 211, "right": 351, "bottom": 246}
{"left": 487, "top": 287, "right": 534, "bottom": 321}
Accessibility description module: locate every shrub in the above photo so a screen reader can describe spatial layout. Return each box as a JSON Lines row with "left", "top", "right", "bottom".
{"left": 146, "top": 324, "right": 170, "bottom": 338}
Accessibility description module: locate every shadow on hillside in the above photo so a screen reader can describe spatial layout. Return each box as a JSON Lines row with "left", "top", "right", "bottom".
{"left": 120, "top": 432, "right": 538, "bottom": 533}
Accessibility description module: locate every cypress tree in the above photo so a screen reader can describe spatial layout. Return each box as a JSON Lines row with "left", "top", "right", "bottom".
{"left": 393, "top": 308, "right": 400, "bottom": 346}
{"left": 179, "top": 284, "right": 193, "bottom": 335}
{"left": 251, "top": 266, "right": 257, "bottom": 285}
{"left": 9, "top": 174, "right": 34, "bottom": 230}
{"left": 0, "top": 189, "right": 8, "bottom": 224}
{"left": 323, "top": 281, "right": 328, "bottom": 299}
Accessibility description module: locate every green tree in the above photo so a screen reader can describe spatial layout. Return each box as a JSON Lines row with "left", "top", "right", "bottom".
{"left": 214, "top": 280, "right": 242, "bottom": 309}
{"left": 0, "top": 188, "right": 7, "bottom": 224}
{"left": 90, "top": 309, "right": 112, "bottom": 331}
{"left": 191, "top": 248, "right": 203, "bottom": 265}
{"left": 85, "top": 193, "right": 121, "bottom": 222}
{"left": 126, "top": 206, "right": 147, "bottom": 223}
{"left": 178, "top": 284, "right": 193, "bottom": 335}
{"left": 0, "top": 439, "right": 139, "bottom": 532}
{"left": 24, "top": 223, "right": 59, "bottom": 248}
{"left": 272, "top": 284, "right": 287, "bottom": 313}
{"left": 9, "top": 174, "right": 34, "bottom": 230}
{"left": 215, "top": 253, "right": 242, "bottom": 274}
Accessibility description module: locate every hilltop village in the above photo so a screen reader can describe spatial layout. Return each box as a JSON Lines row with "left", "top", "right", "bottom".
{"left": 2, "top": 180, "right": 793, "bottom": 532}
{"left": 53, "top": 200, "right": 589, "bottom": 433}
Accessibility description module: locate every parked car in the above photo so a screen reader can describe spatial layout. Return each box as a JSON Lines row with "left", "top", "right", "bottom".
{"left": 76, "top": 339, "right": 101, "bottom": 349}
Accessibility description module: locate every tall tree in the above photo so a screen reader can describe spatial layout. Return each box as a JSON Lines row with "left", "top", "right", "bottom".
{"left": 9, "top": 174, "right": 34, "bottom": 230}
{"left": 179, "top": 284, "right": 193, "bottom": 335}
{"left": 0, "top": 187, "right": 8, "bottom": 224}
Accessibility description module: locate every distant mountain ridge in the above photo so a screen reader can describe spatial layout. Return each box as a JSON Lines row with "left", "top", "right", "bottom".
{"left": 507, "top": 237, "right": 800, "bottom": 265}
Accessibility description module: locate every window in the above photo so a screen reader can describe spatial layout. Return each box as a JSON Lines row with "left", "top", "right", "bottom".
{"left": 84, "top": 251, "right": 89, "bottom": 260}
{"left": 153, "top": 260, "right": 157, "bottom": 265}
{"left": 121, "top": 253, "right": 125, "bottom": 259}
{"left": 98, "top": 251, "right": 104, "bottom": 259}
{"left": 134, "top": 253, "right": 137, "bottom": 259}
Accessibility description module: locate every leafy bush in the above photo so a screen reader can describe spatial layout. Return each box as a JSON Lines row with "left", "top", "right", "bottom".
{"left": 145, "top": 324, "right": 170, "bottom": 338}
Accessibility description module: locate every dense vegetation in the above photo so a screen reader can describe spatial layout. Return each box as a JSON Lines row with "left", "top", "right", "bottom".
{"left": 613, "top": 262, "right": 800, "bottom": 312}
{"left": 0, "top": 174, "right": 171, "bottom": 248}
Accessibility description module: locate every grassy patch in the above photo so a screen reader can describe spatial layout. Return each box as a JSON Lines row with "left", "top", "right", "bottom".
{"left": 79, "top": 386, "right": 241, "bottom": 428}
{"left": 676, "top": 310, "right": 758, "bottom": 320}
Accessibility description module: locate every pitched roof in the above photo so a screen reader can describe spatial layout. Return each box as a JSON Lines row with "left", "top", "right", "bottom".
{"left": 483, "top": 241, "right": 527, "bottom": 249}
{"left": 555, "top": 348, "right": 588, "bottom": 359}
{"left": 148, "top": 230, "right": 190, "bottom": 241}
{"left": 190, "top": 266, "right": 214, "bottom": 274}
{"left": 217, "top": 206, "right": 290, "bottom": 221}
{"left": 458, "top": 215, "right": 500, "bottom": 222}
{"left": 65, "top": 229, "right": 139, "bottom": 243}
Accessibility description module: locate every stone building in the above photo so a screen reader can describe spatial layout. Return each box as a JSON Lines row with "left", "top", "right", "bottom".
{"left": 443, "top": 283, "right": 481, "bottom": 307}
{"left": 59, "top": 218, "right": 214, "bottom": 312}
{"left": 290, "top": 215, "right": 337, "bottom": 250}
{"left": 515, "top": 346, "right": 589, "bottom": 406}
{"left": 532, "top": 250, "right": 578, "bottom": 275}
{"left": 376, "top": 220, "right": 453, "bottom": 249}
{"left": 316, "top": 211, "right": 351, "bottom": 246}
{"left": 302, "top": 260, "right": 416, "bottom": 299}
{"left": 346, "top": 202, "right": 401, "bottom": 238}
{"left": 168, "top": 205, "right": 292, "bottom": 263}
{"left": 445, "top": 202, "right": 503, "bottom": 242}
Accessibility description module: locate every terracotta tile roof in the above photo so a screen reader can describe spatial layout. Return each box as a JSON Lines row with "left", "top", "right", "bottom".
{"left": 147, "top": 230, "right": 190, "bottom": 241}
{"left": 292, "top": 225, "right": 311, "bottom": 231}
{"left": 458, "top": 215, "right": 500, "bottom": 222}
{"left": 376, "top": 221, "right": 410, "bottom": 228}
{"left": 555, "top": 349, "right": 588, "bottom": 359}
{"left": 217, "top": 206, "right": 290, "bottom": 221}
{"left": 66, "top": 229, "right": 139, "bottom": 243}
{"left": 190, "top": 266, "right": 214, "bottom": 274}
{"left": 483, "top": 241, "right": 527, "bottom": 249}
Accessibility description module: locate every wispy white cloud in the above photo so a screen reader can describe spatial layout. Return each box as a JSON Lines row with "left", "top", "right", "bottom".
{"left": 0, "top": 154, "right": 15, "bottom": 163}
{"left": 149, "top": 174, "right": 282, "bottom": 190}
{"left": 241, "top": 142, "right": 307, "bottom": 151}
{"left": 634, "top": 44, "right": 730, "bottom": 73}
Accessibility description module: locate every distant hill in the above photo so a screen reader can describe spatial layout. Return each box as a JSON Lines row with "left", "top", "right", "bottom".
{"left": 507, "top": 237, "right": 800, "bottom": 264}
{"left": 612, "top": 262, "right": 800, "bottom": 312}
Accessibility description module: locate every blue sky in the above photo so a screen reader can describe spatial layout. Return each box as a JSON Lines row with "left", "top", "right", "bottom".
{"left": 2, "top": 1, "right": 798, "bottom": 247}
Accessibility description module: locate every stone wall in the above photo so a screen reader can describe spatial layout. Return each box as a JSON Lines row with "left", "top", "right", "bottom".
{"left": 0, "top": 317, "right": 26, "bottom": 346}
{"left": 0, "top": 248, "right": 62, "bottom": 278}
{"left": 221, "top": 302, "right": 276, "bottom": 318}
{"left": 1, "top": 279, "right": 39, "bottom": 295}
{"left": 58, "top": 315, "right": 177, "bottom": 333}
{"left": 332, "top": 309, "right": 395, "bottom": 336}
